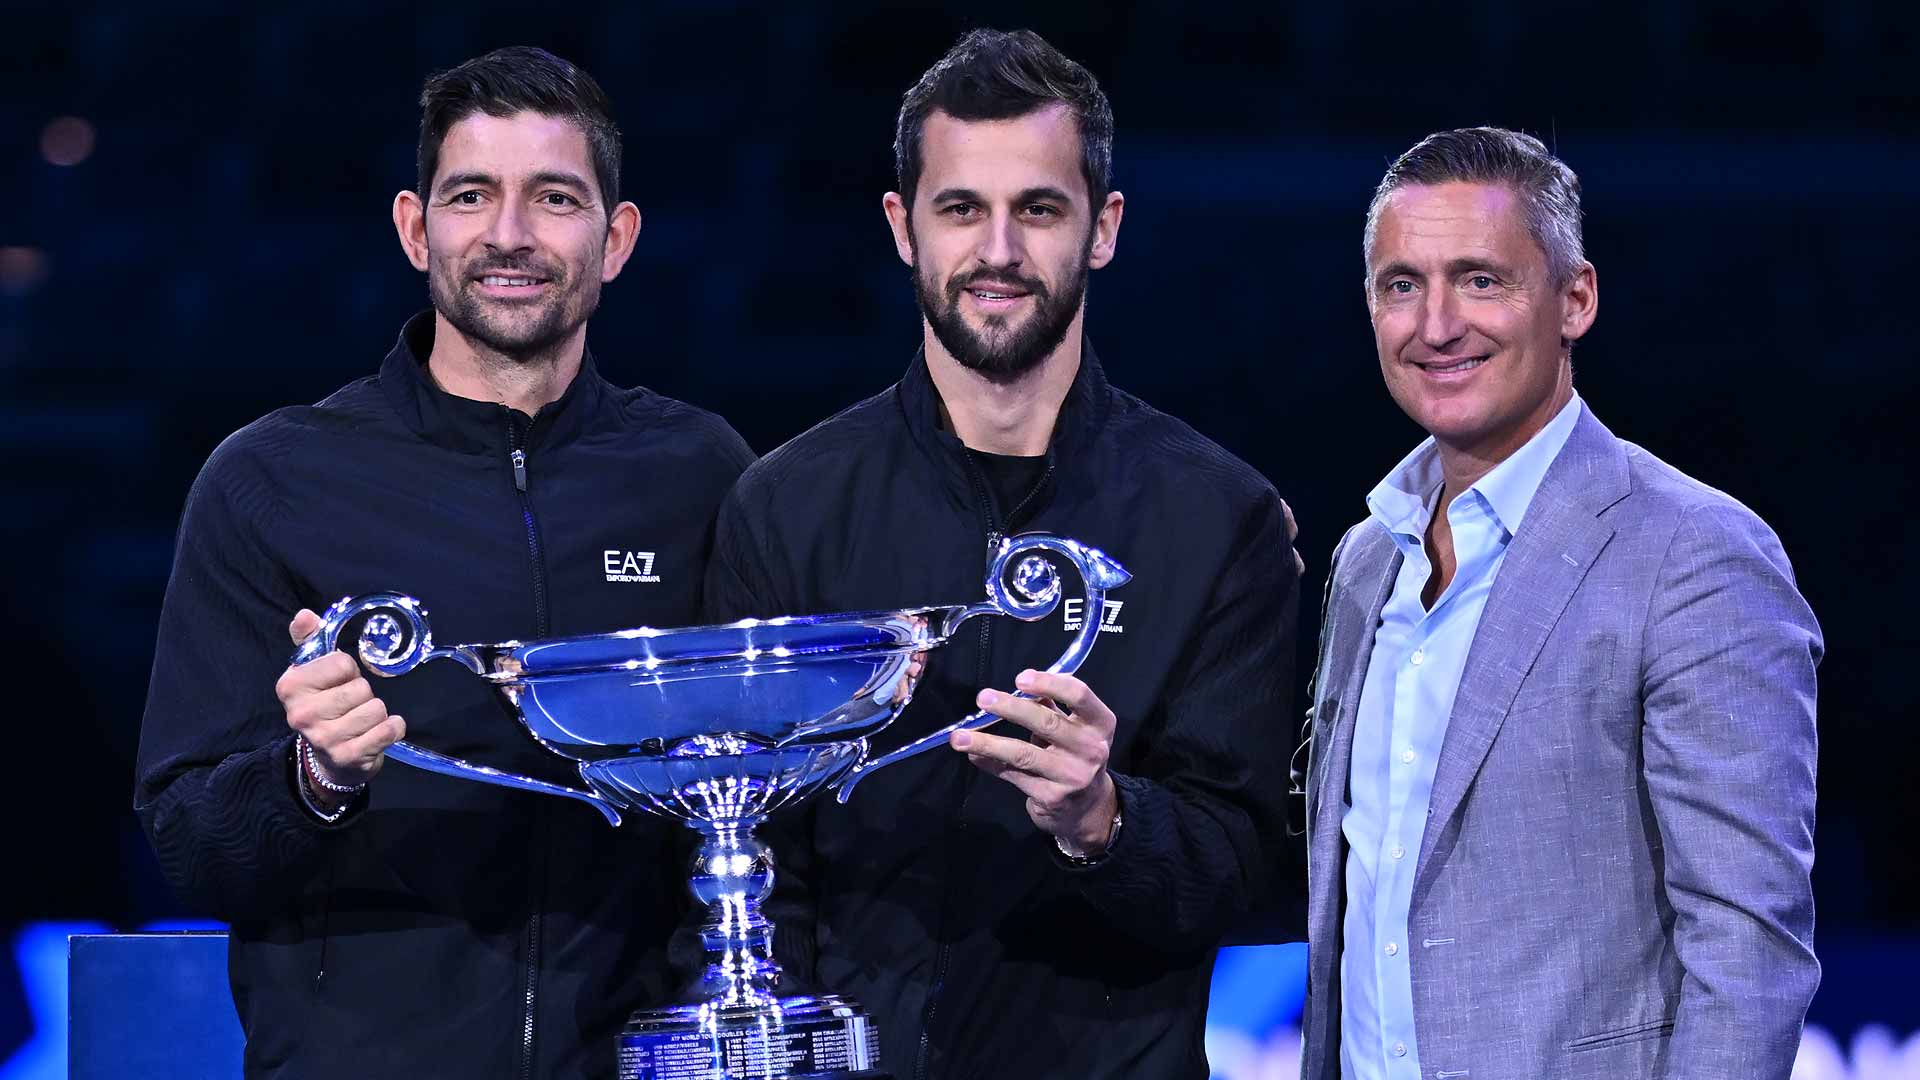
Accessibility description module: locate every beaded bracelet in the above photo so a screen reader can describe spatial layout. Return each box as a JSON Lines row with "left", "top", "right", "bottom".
{"left": 298, "top": 736, "right": 366, "bottom": 797}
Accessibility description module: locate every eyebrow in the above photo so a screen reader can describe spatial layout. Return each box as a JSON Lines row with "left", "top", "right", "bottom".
{"left": 1014, "top": 185, "right": 1076, "bottom": 206}
{"left": 435, "top": 171, "right": 499, "bottom": 197}
{"left": 1373, "top": 256, "right": 1511, "bottom": 286}
{"left": 435, "top": 170, "right": 595, "bottom": 199}
{"left": 927, "top": 185, "right": 1078, "bottom": 207}
{"left": 529, "top": 170, "right": 594, "bottom": 198}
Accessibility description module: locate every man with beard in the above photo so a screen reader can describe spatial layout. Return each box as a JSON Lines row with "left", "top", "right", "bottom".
{"left": 135, "top": 47, "right": 752, "bottom": 1078}
{"left": 704, "top": 29, "right": 1300, "bottom": 1080}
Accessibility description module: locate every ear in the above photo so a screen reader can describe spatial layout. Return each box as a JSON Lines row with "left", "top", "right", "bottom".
{"left": 882, "top": 191, "right": 914, "bottom": 267}
{"left": 1560, "top": 260, "right": 1598, "bottom": 345}
{"left": 393, "top": 190, "right": 429, "bottom": 272}
{"left": 1087, "top": 190, "right": 1125, "bottom": 270}
{"left": 600, "top": 201, "right": 642, "bottom": 282}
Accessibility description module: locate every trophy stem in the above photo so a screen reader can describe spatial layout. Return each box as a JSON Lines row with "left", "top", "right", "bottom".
{"left": 687, "top": 822, "right": 782, "bottom": 1010}
{"left": 616, "top": 815, "right": 883, "bottom": 1079}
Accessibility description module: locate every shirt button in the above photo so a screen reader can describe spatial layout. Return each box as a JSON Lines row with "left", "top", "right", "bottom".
{"left": 1385, "top": 942, "right": 1399, "bottom": 956}
{"left": 1391, "top": 844, "right": 1406, "bottom": 859}
{"left": 1401, "top": 749, "right": 1416, "bottom": 765}
{"left": 1410, "top": 649, "right": 1425, "bottom": 666}
{"left": 1393, "top": 1041, "right": 1407, "bottom": 1057}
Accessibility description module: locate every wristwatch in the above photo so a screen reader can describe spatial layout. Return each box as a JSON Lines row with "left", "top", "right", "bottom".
{"left": 1055, "top": 804, "right": 1123, "bottom": 866}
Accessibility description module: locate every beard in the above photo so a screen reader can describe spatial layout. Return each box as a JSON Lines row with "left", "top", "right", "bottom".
{"left": 428, "top": 249, "right": 602, "bottom": 362}
{"left": 913, "top": 242, "right": 1090, "bottom": 383}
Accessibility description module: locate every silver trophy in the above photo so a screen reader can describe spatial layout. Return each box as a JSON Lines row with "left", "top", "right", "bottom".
{"left": 291, "top": 532, "right": 1129, "bottom": 1080}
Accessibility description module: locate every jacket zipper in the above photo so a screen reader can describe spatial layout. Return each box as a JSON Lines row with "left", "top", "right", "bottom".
{"left": 313, "top": 858, "right": 335, "bottom": 992}
{"left": 1003, "top": 465, "right": 1052, "bottom": 531}
{"left": 508, "top": 416, "right": 552, "bottom": 1079}
{"left": 508, "top": 422, "right": 550, "bottom": 636}
{"left": 913, "top": 452, "right": 1051, "bottom": 1080}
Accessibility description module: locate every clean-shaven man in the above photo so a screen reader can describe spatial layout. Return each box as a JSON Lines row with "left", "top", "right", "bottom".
{"left": 1301, "top": 127, "right": 1820, "bottom": 1080}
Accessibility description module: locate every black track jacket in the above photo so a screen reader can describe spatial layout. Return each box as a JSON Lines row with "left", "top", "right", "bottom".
{"left": 135, "top": 313, "right": 753, "bottom": 1079}
{"left": 704, "top": 346, "right": 1300, "bottom": 1080}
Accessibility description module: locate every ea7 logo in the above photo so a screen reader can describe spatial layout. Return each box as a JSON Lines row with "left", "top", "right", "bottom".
{"left": 1062, "top": 598, "right": 1125, "bottom": 634}
{"left": 603, "top": 550, "right": 661, "bottom": 584}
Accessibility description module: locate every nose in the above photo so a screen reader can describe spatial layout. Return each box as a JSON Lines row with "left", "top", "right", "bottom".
{"left": 976, "top": 209, "right": 1026, "bottom": 271}
{"left": 1417, "top": 283, "right": 1466, "bottom": 350}
{"left": 480, "top": 195, "right": 536, "bottom": 255}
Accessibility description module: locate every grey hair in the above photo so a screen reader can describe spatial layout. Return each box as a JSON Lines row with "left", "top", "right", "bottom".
{"left": 1363, "top": 127, "right": 1585, "bottom": 287}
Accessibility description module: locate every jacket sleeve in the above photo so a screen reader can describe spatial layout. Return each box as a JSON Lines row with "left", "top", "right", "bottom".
{"left": 1641, "top": 501, "right": 1821, "bottom": 1079}
{"left": 701, "top": 482, "right": 793, "bottom": 623}
{"left": 133, "top": 444, "right": 355, "bottom": 923}
{"left": 1069, "top": 489, "right": 1301, "bottom": 952}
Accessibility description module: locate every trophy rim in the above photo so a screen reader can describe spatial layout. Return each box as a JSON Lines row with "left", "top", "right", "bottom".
{"left": 453, "top": 603, "right": 962, "bottom": 684}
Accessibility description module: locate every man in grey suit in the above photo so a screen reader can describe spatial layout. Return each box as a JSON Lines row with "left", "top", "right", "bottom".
{"left": 1300, "top": 127, "right": 1821, "bottom": 1080}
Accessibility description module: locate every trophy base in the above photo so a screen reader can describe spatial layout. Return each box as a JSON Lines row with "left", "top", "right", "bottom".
{"left": 617, "top": 994, "right": 883, "bottom": 1080}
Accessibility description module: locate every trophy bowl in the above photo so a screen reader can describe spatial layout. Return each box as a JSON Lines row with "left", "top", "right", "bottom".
{"left": 292, "top": 533, "right": 1130, "bottom": 1080}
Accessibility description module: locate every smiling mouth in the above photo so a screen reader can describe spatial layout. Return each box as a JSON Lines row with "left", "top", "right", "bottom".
{"left": 964, "top": 282, "right": 1031, "bottom": 303}
{"left": 1416, "top": 355, "right": 1488, "bottom": 374}
{"left": 477, "top": 274, "right": 549, "bottom": 289}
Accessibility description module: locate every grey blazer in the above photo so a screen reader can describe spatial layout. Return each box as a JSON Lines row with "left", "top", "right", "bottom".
{"left": 1300, "top": 406, "right": 1821, "bottom": 1080}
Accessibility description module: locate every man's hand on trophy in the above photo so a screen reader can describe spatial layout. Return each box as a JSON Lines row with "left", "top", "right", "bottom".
{"left": 278, "top": 609, "right": 408, "bottom": 799}
{"left": 951, "top": 670, "right": 1122, "bottom": 856}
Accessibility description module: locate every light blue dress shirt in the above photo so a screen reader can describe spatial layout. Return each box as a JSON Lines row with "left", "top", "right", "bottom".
{"left": 1338, "top": 394, "right": 1583, "bottom": 1080}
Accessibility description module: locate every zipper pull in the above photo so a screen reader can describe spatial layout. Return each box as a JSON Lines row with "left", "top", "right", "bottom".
{"left": 511, "top": 448, "right": 528, "bottom": 492}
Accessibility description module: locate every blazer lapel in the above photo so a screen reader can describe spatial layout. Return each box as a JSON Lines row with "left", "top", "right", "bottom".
{"left": 1306, "top": 522, "right": 1399, "bottom": 1006}
{"left": 1313, "top": 524, "right": 1400, "bottom": 843}
{"left": 1413, "top": 407, "right": 1632, "bottom": 884}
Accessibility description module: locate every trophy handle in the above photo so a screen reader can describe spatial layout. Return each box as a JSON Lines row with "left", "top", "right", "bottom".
{"left": 290, "top": 593, "right": 623, "bottom": 826}
{"left": 833, "top": 533, "right": 1131, "bottom": 803}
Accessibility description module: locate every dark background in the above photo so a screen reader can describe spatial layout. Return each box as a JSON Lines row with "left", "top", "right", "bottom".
{"left": 3, "top": 0, "right": 1915, "bottom": 1056}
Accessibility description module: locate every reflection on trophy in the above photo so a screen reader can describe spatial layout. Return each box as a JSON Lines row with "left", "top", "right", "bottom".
{"left": 292, "top": 532, "right": 1130, "bottom": 1080}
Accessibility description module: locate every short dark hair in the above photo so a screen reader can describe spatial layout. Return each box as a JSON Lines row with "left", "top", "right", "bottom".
{"left": 894, "top": 29, "right": 1114, "bottom": 213}
{"left": 1365, "top": 127, "right": 1585, "bottom": 286}
{"left": 417, "top": 46, "right": 622, "bottom": 217}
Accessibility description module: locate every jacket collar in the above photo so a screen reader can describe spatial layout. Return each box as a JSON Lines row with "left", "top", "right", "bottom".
{"left": 894, "top": 339, "right": 1113, "bottom": 520}
{"left": 377, "top": 310, "right": 606, "bottom": 455}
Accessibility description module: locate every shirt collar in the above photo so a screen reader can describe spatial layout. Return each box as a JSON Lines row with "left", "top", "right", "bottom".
{"left": 1366, "top": 392, "right": 1585, "bottom": 541}
{"left": 1364, "top": 438, "right": 1444, "bottom": 542}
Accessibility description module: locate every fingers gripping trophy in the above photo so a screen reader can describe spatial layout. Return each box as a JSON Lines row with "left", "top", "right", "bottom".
{"left": 291, "top": 533, "right": 1130, "bottom": 1080}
